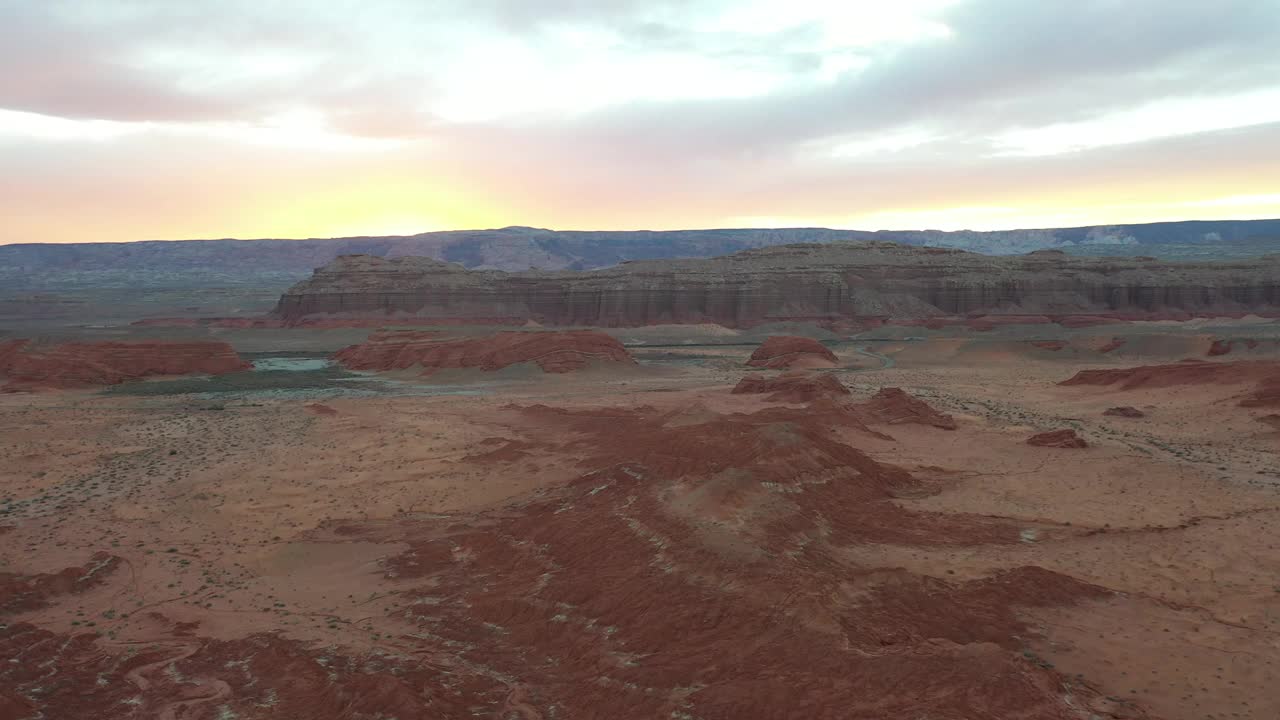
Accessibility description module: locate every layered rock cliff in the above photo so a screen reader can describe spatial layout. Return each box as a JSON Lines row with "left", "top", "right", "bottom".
{"left": 274, "top": 242, "right": 1280, "bottom": 328}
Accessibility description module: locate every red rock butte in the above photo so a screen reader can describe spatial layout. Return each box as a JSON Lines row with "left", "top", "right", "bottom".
{"left": 0, "top": 339, "right": 249, "bottom": 391}
{"left": 860, "top": 387, "right": 958, "bottom": 430}
{"left": 746, "top": 335, "right": 838, "bottom": 369}
{"left": 333, "top": 330, "right": 635, "bottom": 374}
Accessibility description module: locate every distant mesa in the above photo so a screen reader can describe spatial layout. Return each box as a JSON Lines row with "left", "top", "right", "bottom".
{"left": 1103, "top": 406, "right": 1146, "bottom": 418}
{"left": 732, "top": 371, "right": 850, "bottom": 403}
{"left": 0, "top": 339, "right": 249, "bottom": 392}
{"left": 746, "top": 336, "right": 838, "bottom": 369}
{"left": 271, "top": 241, "right": 1280, "bottom": 329}
{"left": 333, "top": 330, "right": 635, "bottom": 375}
{"left": 1026, "top": 429, "right": 1088, "bottom": 449}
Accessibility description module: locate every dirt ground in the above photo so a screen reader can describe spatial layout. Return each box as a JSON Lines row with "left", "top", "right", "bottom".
{"left": 2, "top": 323, "right": 1279, "bottom": 719}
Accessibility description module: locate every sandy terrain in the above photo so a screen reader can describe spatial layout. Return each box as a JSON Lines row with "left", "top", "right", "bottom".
{"left": 2, "top": 322, "right": 1279, "bottom": 718}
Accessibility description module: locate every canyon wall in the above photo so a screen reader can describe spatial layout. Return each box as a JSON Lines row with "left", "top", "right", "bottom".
{"left": 274, "top": 242, "right": 1280, "bottom": 327}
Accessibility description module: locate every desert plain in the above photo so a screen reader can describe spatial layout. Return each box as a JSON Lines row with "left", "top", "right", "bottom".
{"left": 2, "top": 314, "right": 1279, "bottom": 720}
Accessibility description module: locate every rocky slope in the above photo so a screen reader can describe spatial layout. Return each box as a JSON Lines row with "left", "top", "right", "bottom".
{"left": 0, "top": 340, "right": 250, "bottom": 391}
{"left": 333, "top": 330, "right": 635, "bottom": 374}
{"left": 275, "top": 241, "right": 1280, "bottom": 327}
{"left": 746, "top": 336, "right": 839, "bottom": 369}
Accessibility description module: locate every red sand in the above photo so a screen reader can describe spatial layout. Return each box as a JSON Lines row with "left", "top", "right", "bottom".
{"left": 334, "top": 330, "right": 635, "bottom": 374}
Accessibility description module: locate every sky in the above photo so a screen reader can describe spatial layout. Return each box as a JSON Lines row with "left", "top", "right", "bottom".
{"left": 3, "top": 0, "right": 1280, "bottom": 244}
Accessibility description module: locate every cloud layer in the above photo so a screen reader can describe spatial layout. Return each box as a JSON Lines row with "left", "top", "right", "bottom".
{"left": 3, "top": 0, "right": 1279, "bottom": 242}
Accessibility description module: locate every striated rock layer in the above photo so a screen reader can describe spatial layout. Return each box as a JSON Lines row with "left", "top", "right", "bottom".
{"left": 860, "top": 387, "right": 958, "bottom": 430}
{"left": 274, "top": 242, "right": 1280, "bottom": 327}
{"left": 333, "top": 330, "right": 635, "bottom": 374}
{"left": 746, "top": 335, "right": 838, "bottom": 369}
{"left": 732, "top": 371, "right": 850, "bottom": 403}
{"left": 0, "top": 340, "right": 250, "bottom": 391}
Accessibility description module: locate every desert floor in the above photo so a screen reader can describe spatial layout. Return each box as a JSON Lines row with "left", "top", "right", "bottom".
{"left": 2, "top": 323, "right": 1279, "bottom": 719}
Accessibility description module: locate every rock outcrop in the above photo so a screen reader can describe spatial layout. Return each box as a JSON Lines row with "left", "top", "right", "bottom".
{"left": 1026, "top": 429, "right": 1088, "bottom": 448}
{"left": 746, "top": 336, "right": 838, "bottom": 369}
{"left": 859, "top": 388, "right": 958, "bottom": 430}
{"left": 1060, "top": 360, "right": 1278, "bottom": 391}
{"left": 274, "top": 242, "right": 1280, "bottom": 327}
{"left": 1103, "top": 406, "right": 1146, "bottom": 418}
{"left": 732, "top": 371, "right": 850, "bottom": 403}
{"left": 333, "top": 330, "right": 634, "bottom": 374}
{"left": 0, "top": 340, "right": 250, "bottom": 391}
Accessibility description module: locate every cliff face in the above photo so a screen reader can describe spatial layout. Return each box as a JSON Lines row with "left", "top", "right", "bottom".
{"left": 274, "top": 242, "right": 1280, "bottom": 328}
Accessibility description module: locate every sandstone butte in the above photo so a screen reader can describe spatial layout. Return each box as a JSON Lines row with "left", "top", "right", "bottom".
{"left": 1026, "top": 429, "right": 1089, "bottom": 448}
{"left": 860, "top": 387, "right": 959, "bottom": 430}
{"left": 745, "top": 336, "right": 839, "bottom": 369}
{"left": 0, "top": 339, "right": 250, "bottom": 391}
{"left": 732, "top": 371, "right": 850, "bottom": 403}
{"left": 333, "top": 330, "right": 635, "bottom": 374}
{"left": 272, "top": 241, "right": 1280, "bottom": 327}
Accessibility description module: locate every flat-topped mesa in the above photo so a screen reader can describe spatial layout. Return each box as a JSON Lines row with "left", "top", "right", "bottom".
{"left": 333, "top": 330, "right": 635, "bottom": 375}
{"left": 0, "top": 340, "right": 250, "bottom": 391}
{"left": 273, "top": 242, "right": 1280, "bottom": 328}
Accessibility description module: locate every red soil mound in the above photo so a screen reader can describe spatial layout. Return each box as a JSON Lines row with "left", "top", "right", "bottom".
{"left": 1031, "top": 340, "right": 1065, "bottom": 351}
{"left": 334, "top": 330, "right": 635, "bottom": 374}
{"left": 0, "top": 340, "right": 250, "bottom": 391}
{"left": 0, "top": 553, "right": 120, "bottom": 615}
{"left": 859, "top": 387, "right": 958, "bottom": 429}
{"left": 1208, "top": 338, "right": 1265, "bottom": 356}
{"left": 1256, "top": 414, "right": 1280, "bottom": 430}
{"left": 1103, "top": 406, "right": 1145, "bottom": 418}
{"left": 1026, "top": 429, "right": 1088, "bottom": 448}
{"left": 1241, "top": 376, "right": 1280, "bottom": 408}
{"left": 1060, "top": 359, "right": 1280, "bottom": 391}
{"left": 731, "top": 371, "right": 849, "bottom": 402}
{"left": 746, "top": 335, "right": 838, "bottom": 369}
{"left": 1096, "top": 336, "right": 1127, "bottom": 353}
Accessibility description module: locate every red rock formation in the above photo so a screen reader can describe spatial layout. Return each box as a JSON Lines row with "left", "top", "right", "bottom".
{"left": 746, "top": 335, "right": 838, "bottom": 369}
{"left": 732, "top": 371, "right": 850, "bottom": 403}
{"left": 275, "top": 243, "right": 1280, "bottom": 327}
{"left": 1103, "top": 406, "right": 1146, "bottom": 418}
{"left": 1255, "top": 414, "right": 1280, "bottom": 430}
{"left": 1241, "top": 376, "right": 1280, "bottom": 408}
{"left": 1026, "top": 429, "right": 1088, "bottom": 448}
{"left": 1208, "top": 338, "right": 1263, "bottom": 356}
{"left": 334, "top": 330, "right": 634, "bottom": 374}
{"left": 1060, "top": 360, "right": 1279, "bottom": 391}
{"left": 1031, "top": 340, "right": 1065, "bottom": 351}
{"left": 859, "top": 387, "right": 958, "bottom": 429}
{"left": 0, "top": 553, "right": 120, "bottom": 615}
{"left": 0, "top": 340, "right": 250, "bottom": 391}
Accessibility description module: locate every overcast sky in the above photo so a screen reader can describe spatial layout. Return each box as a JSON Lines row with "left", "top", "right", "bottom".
{"left": 3, "top": 0, "right": 1280, "bottom": 243}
